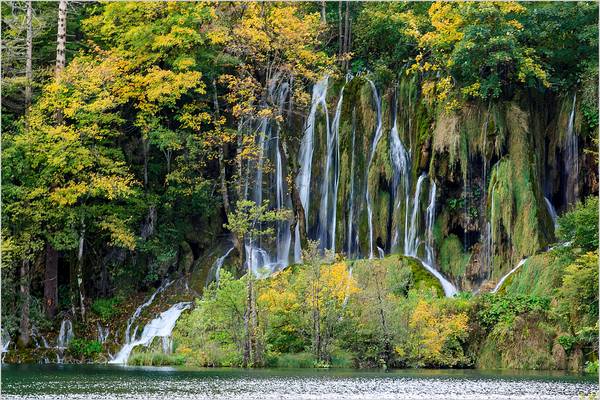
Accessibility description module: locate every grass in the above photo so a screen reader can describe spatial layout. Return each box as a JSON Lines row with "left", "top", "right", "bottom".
{"left": 128, "top": 352, "right": 186, "bottom": 366}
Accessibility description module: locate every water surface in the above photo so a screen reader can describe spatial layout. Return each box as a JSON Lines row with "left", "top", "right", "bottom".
{"left": 2, "top": 364, "right": 597, "bottom": 400}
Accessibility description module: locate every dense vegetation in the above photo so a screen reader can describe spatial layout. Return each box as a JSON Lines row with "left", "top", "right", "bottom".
{"left": 1, "top": 1, "right": 598, "bottom": 371}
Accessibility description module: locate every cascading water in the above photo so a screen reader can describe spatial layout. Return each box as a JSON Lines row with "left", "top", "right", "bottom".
{"left": 564, "top": 93, "right": 579, "bottom": 207}
{"left": 1, "top": 328, "right": 10, "bottom": 363}
{"left": 295, "top": 76, "right": 330, "bottom": 262}
{"left": 544, "top": 197, "right": 559, "bottom": 230}
{"left": 97, "top": 322, "right": 109, "bottom": 344}
{"left": 424, "top": 181, "right": 437, "bottom": 265}
{"left": 110, "top": 302, "right": 192, "bottom": 364}
{"left": 405, "top": 174, "right": 427, "bottom": 256}
{"left": 347, "top": 113, "right": 358, "bottom": 257}
{"left": 365, "top": 79, "right": 384, "bottom": 259}
{"left": 390, "top": 96, "right": 410, "bottom": 251}
{"left": 57, "top": 319, "right": 73, "bottom": 350}
{"left": 491, "top": 258, "right": 528, "bottom": 294}
{"left": 124, "top": 280, "right": 173, "bottom": 344}
{"left": 207, "top": 247, "right": 235, "bottom": 286}
{"left": 318, "top": 85, "right": 344, "bottom": 253}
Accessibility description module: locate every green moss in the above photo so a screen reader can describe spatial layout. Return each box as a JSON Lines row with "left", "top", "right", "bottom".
{"left": 438, "top": 234, "right": 471, "bottom": 279}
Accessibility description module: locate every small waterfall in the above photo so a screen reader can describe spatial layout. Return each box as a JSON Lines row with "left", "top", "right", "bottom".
{"left": 481, "top": 221, "right": 493, "bottom": 279}
{"left": 491, "top": 258, "right": 528, "bottom": 293}
{"left": 109, "top": 302, "right": 191, "bottom": 364}
{"left": 365, "top": 79, "right": 384, "bottom": 259}
{"left": 405, "top": 173, "right": 427, "bottom": 256}
{"left": 564, "top": 93, "right": 578, "bottom": 207}
{"left": 377, "top": 246, "right": 385, "bottom": 259}
{"left": 544, "top": 197, "right": 559, "bottom": 229}
{"left": 207, "top": 247, "right": 235, "bottom": 286}
{"left": 57, "top": 319, "right": 74, "bottom": 350}
{"left": 245, "top": 243, "right": 277, "bottom": 277}
{"left": 124, "top": 280, "right": 173, "bottom": 344}
{"left": 295, "top": 76, "right": 330, "bottom": 262}
{"left": 404, "top": 175, "right": 458, "bottom": 297}
{"left": 97, "top": 322, "right": 109, "bottom": 344}
{"left": 1, "top": 328, "right": 10, "bottom": 362}
{"left": 424, "top": 180, "right": 437, "bottom": 265}
{"left": 318, "top": 86, "right": 344, "bottom": 253}
{"left": 390, "top": 97, "right": 410, "bottom": 251}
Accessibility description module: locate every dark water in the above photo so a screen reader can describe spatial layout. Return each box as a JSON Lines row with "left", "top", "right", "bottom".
{"left": 1, "top": 364, "right": 598, "bottom": 400}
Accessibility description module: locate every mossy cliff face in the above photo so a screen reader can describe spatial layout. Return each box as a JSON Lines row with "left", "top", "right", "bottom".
{"left": 297, "top": 75, "right": 595, "bottom": 291}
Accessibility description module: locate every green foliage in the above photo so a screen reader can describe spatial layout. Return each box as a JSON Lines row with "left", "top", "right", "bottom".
{"left": 68, "top": 339, "right": 102, "bottom": 359}
{"left": 477, "top": 294, "right": 550, "bottom": 330}
{"left": 91, "top": 297, "right": 122, "bottom": 322}
{"left": 557, "top": 197, "right": 599, "bottom": 251}
{"left": 557, "top": 252, "right": 599, "bottom": 330}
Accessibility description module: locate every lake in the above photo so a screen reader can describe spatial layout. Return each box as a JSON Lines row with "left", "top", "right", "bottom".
{"left": 1, "top": 364, "right": 597, "bottom": 400}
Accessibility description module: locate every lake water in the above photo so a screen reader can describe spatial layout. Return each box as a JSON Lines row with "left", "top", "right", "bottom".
{"left": 1, "top": 364, "right": 598, "bottom": 400}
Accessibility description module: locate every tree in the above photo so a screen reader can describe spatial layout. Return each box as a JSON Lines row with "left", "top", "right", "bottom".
{"left": 223, "top": 199, "right": 289, "bottom": 366}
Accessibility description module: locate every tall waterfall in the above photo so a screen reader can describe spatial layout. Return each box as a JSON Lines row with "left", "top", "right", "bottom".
{"left": 365, "top": 79, "right": 384, "bottom": 259}
{"left": 390, "top": 96, "right": 410, "bottom": 251}
{"left": 347, "top": 112, "right": 358, "bottom": 257}
{"left": 318, "top": 86, "right": 344, "bottom": 253}
{"left": 295, "top": 76, "right": 330, "bottom": 262}
{"left": 564, "top": 93, "right": 578, "bottom": 207}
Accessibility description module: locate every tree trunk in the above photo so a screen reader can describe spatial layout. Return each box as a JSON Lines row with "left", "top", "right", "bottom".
{"left": 338, "top": 0, "right": 343, "bottom": 61}
{"left": 321, "top": 1, "right": 327, "bottom": 24}
{"left": 343, "top": 1, "right": 350, "bottom": 71}
{"left": 44, "top": 242, "right": 58, "bottom": 318}
{"left": 25, "top": 0, "right": 33, "bottom": 111}
{"left": 55, "top": 0, "right": 67, "bottom": 77}
{"left": 214, "top": 79, "right": 232, "bottom": 218}
{"left": 18, "top": 260, "right": 30, "bottom": 348}
{"left": 243, "top": 275, "right": 253, "bottom": 366}
{"left": 142, "top": 136, "right": 149, "bottom": 188}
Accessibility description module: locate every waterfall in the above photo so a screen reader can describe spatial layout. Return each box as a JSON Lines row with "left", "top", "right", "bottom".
{"left": 207, "top": 246, "right": 235, "bottom": 286}
{"left": 424, "top": 181, "right": 437, "bottom": 265}
{"left": 123, "top": 280, "right": 173, "bottom": 344}
{"left": 405, "top": 173, "right": 427, "bottom": 256}
{"left": 109, "top": 302, "right": 192, "bottom": 364}
{"left": 57, "top": 319, "right": 73, "bottom": 349}
{"left": 318, "top": 86, "right": 344, "bottom": 253}
{"left": 1, "top": 328, "right": 10, "bottom": 363}
{"left": 491, "top": 258, "right": 528, "bottom": 294}
{"left": 544, "top": 197, "right": 559, "bottom": 229}
{"left": 390, "top": 97, "right": 410, "bottom": 251}
{"left": 245, "top": 244, "right": 274, "bottom": 278}
{"left": 377, "top": 246, "right": 385, "bottom": 259}
{"left": 97, "top": 322, "right": 109, "bottom": 344}
{"left": 347, "top": 112, "right": 357, "bottom": 257}
{"left": 564, "top": 93, "right": 578, "bottom": 207}
{"left": 295, "top": 76, "right": 330, "bottom": 262}
{"left": 275, "top": 140, "right": 291, "bottom": 265}
{"left": 365, "top": 79, "right": 384, "bottom": 259}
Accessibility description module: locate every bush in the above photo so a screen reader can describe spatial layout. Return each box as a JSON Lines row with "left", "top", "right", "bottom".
{"left": 477, "top": 294, "right": 551, "bottom": 329}
{"left": 91, "top": 297, "right": 122, "bottom": 322}
{"left": 68, "top": 339, "right": 102, "bottom": 359}
{"left": 557, "top": 196, "right": 598, "bottom": 251}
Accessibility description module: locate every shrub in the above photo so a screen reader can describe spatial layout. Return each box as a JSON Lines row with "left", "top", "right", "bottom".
{"left": 91, "top": 297, "right": 122, "bottom": 322}
{"left": 68, "top": 339, "right": 102, "bottom": 359}
{"left": 557, "top": 196, "right": 598, "bottom": 251}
